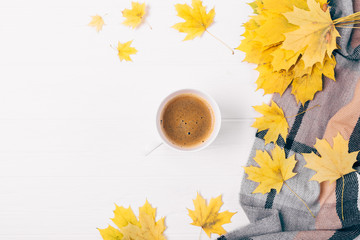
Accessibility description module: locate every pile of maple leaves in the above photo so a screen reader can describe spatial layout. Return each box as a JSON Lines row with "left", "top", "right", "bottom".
{"left": 98, "top": 194, "right": 236, "bottom": 239}
{"left": 94, "top": 0, "right": 360, "bottom": 238}
{"left": 239, "top": 0, "right": 338, "bottom": 104}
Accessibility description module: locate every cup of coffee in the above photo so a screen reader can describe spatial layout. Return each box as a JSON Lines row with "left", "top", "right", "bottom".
{"left": 156, "top": 89, "right": 221, "bottom": 152}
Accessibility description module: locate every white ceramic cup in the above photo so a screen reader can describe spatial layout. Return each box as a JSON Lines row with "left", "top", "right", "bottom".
{"left": 156, "top": 89, "right": 221, "bottom": 152}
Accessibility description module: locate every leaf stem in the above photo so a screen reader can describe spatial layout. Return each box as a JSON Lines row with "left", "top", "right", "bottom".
{"left": 285, "top": 105, "right": 320, "bottom": 119}
{"left": 110, "top": 44, "right": 117, "bottom": 51}
{"left": 333, "top": 12, "right": 360, "bottom": 24}
{"left": 335, "top": 21, "right": 360, "bottom": 26}
{"left": 205, "top": 30, "right": 234, "bottom": 55}
{"left": 336, "top": 26, "right": 360, "bottom": 29}
{"left": 198, "top": 228, "right": 202, "bottom": 240}
{"left": 145, "top": 20, "right": 152, "bottom": 30}
{"left": 284, "top": 181, "right": 315, "bottom": 218}
{"left": 341, "top": 175, "right": 345, "bottom": 221}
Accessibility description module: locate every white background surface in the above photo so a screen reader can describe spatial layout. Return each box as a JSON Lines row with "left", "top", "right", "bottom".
{"left": 0, "top": 0, "right": 270, "bottom": 239}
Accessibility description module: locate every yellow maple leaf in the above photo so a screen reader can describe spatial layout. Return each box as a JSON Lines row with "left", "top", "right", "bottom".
{"left": 244, "top": 145, "right": 315, "bottom": 217}
{"left": 303, "top": 133, "right": 359, "bottom": 220}
{"left": 172, "top": 0, "right": 215, "bottom": 41}
{"left": 256, "top": 63, "right": 294, "bottom": 96}
{"left": 98, "top": 200, "right": 166, "bottom": 240}
{"left": 253, "top": 13, "right": 297, "bottom": 48}
{"left": 116, "top": 40, "right": 137, "bottom": 62}
{"left": 188, "top": 193, "right": 236, "bottom": 238}
{"left": 121, "top": 200, "right": 166, "bottom": 240}
{"left": 122, "top": 2, "right": 146, "bottom": 29}
{"left": 291, "top": 62, "right": 323, "bottom": 104}
{"left": 276, "top": 0, "right": 340, "bottom": 70}
{"left": 290, "top": 55, "right": 336, "bottom": 103}
{"left": 88, "top": 15, "right": 105, "bottom": 32}
{"left": 303, "top": 133, "right": 358, "bottom": 183}
{"left": 252, "top": 101, "right": 289, "bottom": 144}
{"left": 244, "top": 145, "right": 297, "bottom": 194}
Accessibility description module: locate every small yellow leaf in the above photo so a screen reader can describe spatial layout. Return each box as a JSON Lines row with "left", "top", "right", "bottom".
{"left": 122, "top": 2, "right": 146, "bottom": 29}
{"left": 98, "top": 225, "right": 123, "bottom": 240}
{"left": 279, "top": 0, "right": 340, "bottom": 69}
{"left": 252, "top": 101, "right": 289, "bottom": 144}
{"left": 88, "top": 15, "right": 105, "bottom": 32}
{"left": 303, "top": 133, "right": 358, "bottom": 183}
{"left": 172, "top": 0, "right": 215, "bottom": 41}
{"left": 244, "top": 145, "right": 297, "bottom": 194}
{"left": 187, "top": 193, "right": 236, "bottom": 238}
{"left": 116, "top": 40, "right": 137, "bottom": 62}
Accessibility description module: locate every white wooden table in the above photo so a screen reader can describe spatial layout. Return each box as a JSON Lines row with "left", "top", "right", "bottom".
{"left": 0, "top": 0, "right": 270, "bottom": 239}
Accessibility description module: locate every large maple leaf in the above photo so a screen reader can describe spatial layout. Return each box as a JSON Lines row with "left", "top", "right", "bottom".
{"left": 121, "top": 201, "right": 166, "bottom": 240}
{"left": 303, "top": 133, "right": 358, "bottom": 183}
{"left": 244, "top": 145, "right": 315, "bottom": 217}
{"left": 172, "top": 0, "right": 215, "bottom": 41}
{"left": 98, "top": 200, "right": 166, "bottom": 240}
{"left": 303, "top": 133, "right": 359, "bottom": 220}
{"left": 278, "top": 0, "right": 340, "bottom": 70}
{"left": 188, "top": 193, "right": 236, "bottom": 238}
{"left": 122, "top": 2, "right": 147, "bottom": 29}
{"left": 244, "top": 145, "right": 297, "bottom": 194}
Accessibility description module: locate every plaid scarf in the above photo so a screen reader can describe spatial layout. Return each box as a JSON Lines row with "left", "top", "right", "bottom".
{"left": 220, "top": 0, "right": 360, "bottom": 239}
